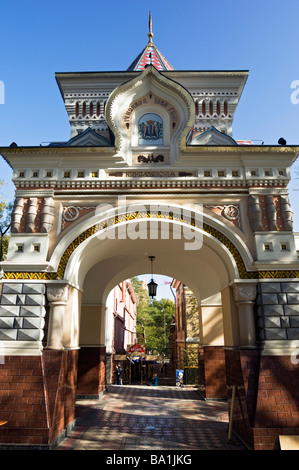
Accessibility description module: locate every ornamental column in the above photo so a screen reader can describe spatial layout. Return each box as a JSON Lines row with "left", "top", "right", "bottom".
{"left": 232, "top": 283, "right": 257, "bottom": 347}
{"left": 46, "top": 285, "right": 69, "bottom": 350}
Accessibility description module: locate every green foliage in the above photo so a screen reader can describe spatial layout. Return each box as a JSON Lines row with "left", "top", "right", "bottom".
{"left": 131, "top": 277, "right": 175, "bottom": 356}
{"left": 0, "top": 180, "right": 13, "bottom": 261}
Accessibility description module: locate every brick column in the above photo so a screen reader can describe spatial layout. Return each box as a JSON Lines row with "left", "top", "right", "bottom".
{"left": 76, "top": 346, "right": 106, "bottom": 398}
{"left": 225, "top": 348, "right": 299, "bottom": 450}
{"left": 198, "top": 346, "right": 227, "bottom": 399}
{"left": 0, "top": 349, "right": 78, "bottom": 449}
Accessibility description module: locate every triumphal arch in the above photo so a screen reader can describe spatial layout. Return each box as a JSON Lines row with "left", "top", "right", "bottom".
{"left": 0, "top": 19, "right": 299, "bottom": 450}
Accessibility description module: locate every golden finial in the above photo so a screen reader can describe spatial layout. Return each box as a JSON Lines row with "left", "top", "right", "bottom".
{"left": 148, "top": 11, "right": 154, "bottom": 44}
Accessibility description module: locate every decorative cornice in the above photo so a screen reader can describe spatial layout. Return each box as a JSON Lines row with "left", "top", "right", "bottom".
{"left": 13, "top": 177, "right": 288, "bottom": 192}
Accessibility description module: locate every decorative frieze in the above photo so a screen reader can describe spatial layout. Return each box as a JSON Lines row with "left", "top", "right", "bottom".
{"left": 41, "top": 197, "right": 55, "bottom": 233}
{"left": 205, "top": 204, "right": 241, "bottom": 229}
{"left": 61, "top": 205, "right": 97, "bottom": 231}
{"left": 248, "top": 194, "right": 293, "bottom": 232}
{"left": 10, "top": 197, "right": 55, "bottom": 234}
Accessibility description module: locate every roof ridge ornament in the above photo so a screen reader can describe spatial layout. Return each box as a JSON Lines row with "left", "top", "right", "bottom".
{"left": 148, "top": 11, "right": 154, "bottom": 44}
{"left": 127, "top": 14, "right": 174, "bottom": 71}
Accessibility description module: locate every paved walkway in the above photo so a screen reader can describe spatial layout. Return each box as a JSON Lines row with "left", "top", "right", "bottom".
{"left": 57, "top": 385, "right": 246, "bottom": 451}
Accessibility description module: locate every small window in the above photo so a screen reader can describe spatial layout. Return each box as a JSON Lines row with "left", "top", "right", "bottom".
{"left": 17, "top": 244, "right": 24, "bottom": 252}
{"left": 264, "top": 169, "right": 272, "bottom": 176}
{"left": 280, "top": 243, "right": 289, "bottom": 251}
{"left": 46, "top": 171, "right": 52, "bottom": 178}
{"left": 278, "top": 170, "right": 285, "bottom": 176}
{"left": 64, "top": 171, "right": 71, "bottom": 178}
{"left": 232, "top": 170, "right": 239, "bottom": 177}
{"left": 264, "top": 243, "right": 272, "bottom": 252}
{"left": 91, "top": 171, "right": 98, "bottom": 178}
{"left": 32, "top": 171, "right": 39, "bottom": 178}
{"left": 218, "top": 170, "right": 225, "bottom": 177}
{"left": 33, "top": 244, "right": 40, "bottom": 252}
{"left": 19, "top": 172, "right": 25, "bottom": 178}
{"left": 77, "top": 171, "right": 85, "bottom": 178}
{"left": 251, "top": 170, "right": 257, "bottom": 176}
{"left": 204, "top": 170, "right": 211, "bottom": 177}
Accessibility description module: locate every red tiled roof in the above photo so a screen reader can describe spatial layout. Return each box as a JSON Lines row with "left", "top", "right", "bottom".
{"left": 127, "top": 44, "right": 174, "bottom": 71}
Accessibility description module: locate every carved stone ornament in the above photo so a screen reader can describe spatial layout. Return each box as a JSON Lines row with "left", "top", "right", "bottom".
{"left": 137, "top": 154, "right": 164, "bottom": 163}
{"left": 46, "top": 285, "right": 69, "bottom": 303}
{"left": 232, "top": 284, "right": 257, "bottom": 302}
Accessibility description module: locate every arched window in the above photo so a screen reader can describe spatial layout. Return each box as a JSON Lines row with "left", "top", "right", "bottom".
{"left": 202, "top": 101, "right": 206, "bottom": 116}
{"left": 82, "top": 101, "right": 86, "bottom": 118}
{"left": 75, "top": 102, "right": 79, "bottom": 118}
{"left": 97, "top": 102, "right": 101, "bottom": 117}
{"left": 209, "top": 100, "right": 213, "bottom": 116}
{"left": 216, "top": 101, "right": 220, "bottom": 116}
{"left": 138, "top": 113, "right": 163, "bottom": 146}
{"left": 89, "top": 101, "right": 93, "bottom": 117}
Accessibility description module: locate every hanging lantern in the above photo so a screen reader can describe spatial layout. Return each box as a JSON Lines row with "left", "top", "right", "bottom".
{"left": 147, "top": 256, "right": 158, "bottom": 298}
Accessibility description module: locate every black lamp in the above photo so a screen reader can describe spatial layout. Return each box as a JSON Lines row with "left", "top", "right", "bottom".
{"left": 147, "top": 256, "right": 158, "bottom": 298}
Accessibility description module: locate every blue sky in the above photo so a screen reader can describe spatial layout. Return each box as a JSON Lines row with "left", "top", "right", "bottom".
{"left": 0, "top": 0, "right": 298, "bottom": 296}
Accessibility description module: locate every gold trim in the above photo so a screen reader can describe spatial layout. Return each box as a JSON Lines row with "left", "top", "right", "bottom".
{"left": 3, "top": 211, "right": 299, "bottom": 281}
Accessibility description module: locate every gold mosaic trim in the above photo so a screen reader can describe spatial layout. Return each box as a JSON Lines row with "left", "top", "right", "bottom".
{"left": 3, "top": 211, "right": 299, "bottom": 281}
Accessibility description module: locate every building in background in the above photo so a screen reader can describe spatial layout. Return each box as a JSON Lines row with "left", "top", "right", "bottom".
{"left": 105, "top": 280, "right": 137, "bottom": 383}
{"left": 111, "top": 280, "right": 137, "bottom": 354}
{"left": 170, "top": 280, "right": 200, "bottom": 385}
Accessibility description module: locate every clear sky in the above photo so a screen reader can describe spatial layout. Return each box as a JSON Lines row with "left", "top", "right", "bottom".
{"left": 0, "top": 0, "right": 298, "bottom": 293}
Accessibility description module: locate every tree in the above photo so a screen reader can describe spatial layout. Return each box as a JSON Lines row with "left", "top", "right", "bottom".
{"left": 131, "top": 277, "right": 175, "bottom": 356}
{"left": 0, "top": 181, "right": 13, "bottom": 262}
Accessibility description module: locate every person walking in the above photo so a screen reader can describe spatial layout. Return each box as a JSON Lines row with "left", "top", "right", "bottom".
{"left": 114, "top": 363, "right": 123, "bottom": 385}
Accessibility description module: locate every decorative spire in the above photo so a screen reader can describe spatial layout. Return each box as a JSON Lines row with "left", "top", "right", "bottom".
{"left": 127, "top": 13, "right": 174, "bottom": 71}
{"left": 148, "top": 11, "right": 154, "bottom": 44}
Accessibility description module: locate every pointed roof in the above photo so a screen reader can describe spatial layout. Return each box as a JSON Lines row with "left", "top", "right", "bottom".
{"left": 127, "top": 13, "right": 174, "bottom": 72}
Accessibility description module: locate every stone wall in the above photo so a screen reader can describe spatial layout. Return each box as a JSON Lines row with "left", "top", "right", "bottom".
{"left": 256, "top": 282, "right": 299, "bottom": 343}
{"left": 0, "top": 283, "right": 46, "bottom": 343}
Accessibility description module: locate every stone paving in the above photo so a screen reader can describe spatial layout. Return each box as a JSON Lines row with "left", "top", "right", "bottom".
{"left": 57, "top": 385, "right": 246, "bottom": 451}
